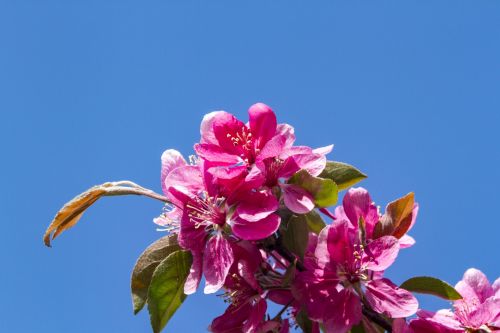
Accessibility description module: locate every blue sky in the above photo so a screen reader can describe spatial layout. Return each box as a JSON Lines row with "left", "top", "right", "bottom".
{"left": 1, "top": 1, "right": 499, "bottom": 332}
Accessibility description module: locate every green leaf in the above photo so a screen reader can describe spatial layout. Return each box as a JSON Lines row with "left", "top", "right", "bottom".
{"left": 319, "top": 161, "right": 367, "bottom": 191}
{"left": 131, "top": 234, "right": 181, "bottom": 314}
{"left": 147, "top": 250, "right": 193, "bottom": 333}
{"left": 374, "top": 192, "right": 415, "bottom": 239}
{"left": 296, "top": 309, "right": 314, "bottom": 333}
{"left": 289, "top": 170, "right": 338, "bottom": 207}
{"left": 400, "top": 276, "right": 462, "bottom": 301}
{"left": 304, "top": 210, "right": 326, "bottom": 234}
{"left": 281, "top": 214, "right": 309, "bottom": 261}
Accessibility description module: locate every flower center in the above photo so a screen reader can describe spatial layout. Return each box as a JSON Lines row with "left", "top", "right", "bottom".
{"left": 186, "top": 192, "right": 226, "bottom": 231}
{"left": 338, "top": 243, "right": 369, "bottom": 284}
{"left": 226, "top": 126, "right": 255, "bottom": 164}
{"left": 263, "top": 157, "right": 285, "bottom": 187}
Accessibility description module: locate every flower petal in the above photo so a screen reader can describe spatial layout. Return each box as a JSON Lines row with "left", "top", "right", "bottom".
{"left": 153, "top": 206, "right": 181, "bottom": 227}
{"left": 277, "top": 156, "right": 302, "bottom": 179}
{"left": 243, "top": 298, "right": 267, "bottom": 333}
{"left": 235, "top": 190, "right": 279, "bottom": 222}
{"left": 178, "top": 210, "right": 207, "bottom": 250}
{"left": 248, "top": 103, "right": 277, "bottom": 150}
{"left": 232, "top": 214, "right": 281, "bottom": 240}
{"left": 165, "top": 165, "right": 203, "bottom": 195}
{"left": 194, "top": 143, "right": 242, "bottom": 164}
{"left": 365, "top": 278, "right": 418, "bottom": 318}
{"left": 201, "top": 111, "right": 225, "bottom": 145}
{"left": 160, "top": 149, "right": 187, "bottom": 195}
{"left": 392, "top": 318, "right": 410, "bottom": 333}
{"left": 466, "top": 296, "right": 500, "bottom": 329}
{"left": 209, "top": 302, "right": 252, "bottom": 333}
{"left": 324, "top": 289, "right": 362, "bottom": 333}
{"left": 399, "top": 234, "right": 416, "bottom": 249}
{"left": 315, "top": 219, "right": 352, "bottom": 270}
{"left": 292, "top": 153, "right": 327, "bottom": 177}
{"left": 281, "top": 183, "right": 315, "bottom": 214}
{"left": 412, "top": 309, "right": 462, "bottom": 332}
{"left": 276, "top": 123, "right": 296, "bottom": 149}
{"left": 212, "top": 112, "right": 249, "bottom": 156}
{"left": 206, "top": 164, "right": 248, "bottom": 197}
{"left": 184, "top": 250, "right": 202, "bottom": 295}
{"left": 493, "top": 277, "right": 500, "bottom": 297}
{"left": 257, "top": 134, "right": 287, "bottom": 161}
{"left": 343, "top": 188, "right": 379, "bottom": 235}
{"left": 364, "top": 236, "right": 400, "bottom": 272}
{"left": 203, "top": 235, "right": 234, "bottom": 294}
{"left": 458, "top": 268, "right": 494, "bottom": 302}
{"left": 313, "top": 144, "right": 334, "bottom": 155}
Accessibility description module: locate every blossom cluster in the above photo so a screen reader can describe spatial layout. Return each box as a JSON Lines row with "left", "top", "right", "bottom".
{"left": 153, "top": 103, "right": 499, "bottom": 332}
{"left": 395, "top": 268, "right": 499, "bottom": 333}
{"left": 44, "top": 102, "right": 499, "bottom": 333}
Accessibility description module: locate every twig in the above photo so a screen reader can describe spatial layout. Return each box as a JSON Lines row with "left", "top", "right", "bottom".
{"left": 105, "top": 186, "right": 170, "bottom": 203}
{"left": 273, "top": 299, "right": 294, "bottom": 321}
{"left": 362, "top": 306, "right": 392, "bottom": 332}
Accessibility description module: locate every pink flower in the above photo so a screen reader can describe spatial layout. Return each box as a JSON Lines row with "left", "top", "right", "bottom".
{"left": 230, "top": 189, "right": 281, "bottom": 241}
{"left": 407, "top": 268, "right": 500, "bottom": 332}
{"left": 453, "top": 268, "right": 500, "bottom": 330}
{"left": 335, "top": 187, "right": 419, "bottom": 248}
{"left": 209, "top": 242, "right": 268, "bottom": 333}
{"left": 195, "top": 103, "right": 282, "bottom": 166}
{"left": 195, "top": 103, "right": 332, "bottom": 215}
{"left": 160, "top": 150, "right": 234, "bottom": 295}
{"left": 153, "top": 149, "right": 188, "bottom": 230}
{"left": 294, "top": 217, "right": 417, "bottom": 333}
{"left": 256, "top": 319, "right": 290, "bottom": 333}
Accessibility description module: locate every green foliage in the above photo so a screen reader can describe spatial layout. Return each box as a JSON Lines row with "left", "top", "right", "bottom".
{"left": 349, "top": 323, "right": 366, "bottom": 333}
{"left": 296, "top": 309, "right": 314, "bottom": 333}
{"left": 290, "top": 170, "right": 338, "bottom": 207}
{"left": 147, "top": 250, "right": 193, "bottom": 333}
{"left": 131, "top": 234, "right": 181, "bottom": 314}
{"left": 319, "top": 161, "right": 367, "bottom": 191}
{"left": 304, "top": 210, "right": 326, "bottom": 234}
{"left": 400, "top": 276, "right": 463, "bottom": 301}
{"left": 281, "top": 213, "right": 309, "bottom": 261}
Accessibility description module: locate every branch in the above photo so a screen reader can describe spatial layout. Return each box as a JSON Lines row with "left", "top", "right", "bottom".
{"left": 362, "top": 306, "right": 392, "bottom": 332}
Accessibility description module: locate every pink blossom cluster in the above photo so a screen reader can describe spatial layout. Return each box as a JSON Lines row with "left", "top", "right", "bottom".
{"left": 395, "top": 269, "right": 500, "bottom": 333}
{"left": 155, "top": 104, "right": 499, "bottom": 333}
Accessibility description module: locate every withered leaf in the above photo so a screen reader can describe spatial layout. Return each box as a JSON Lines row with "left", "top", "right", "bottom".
{"left": 374, "top": 192, "right": 415, "bottom": 239}
{"left": 44, "top": 181, "right": 168, "bottom": 247}
{"left": 43, "top": 183, "right": 112, "bottom": 247}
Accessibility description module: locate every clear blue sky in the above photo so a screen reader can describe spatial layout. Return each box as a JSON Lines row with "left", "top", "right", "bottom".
{"left": 1, "top": 1, "right": 499, "bottom": 332}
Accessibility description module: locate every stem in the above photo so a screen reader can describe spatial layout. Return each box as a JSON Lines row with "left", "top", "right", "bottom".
{"left": 319, "top": 207, "right": 336, "bottom": 220}
{"left": 105, "top": 186, "right": 170, "bottom": 203}
{"left": 269, "top": 252, "right": 289, "bottom": 270}
{"left": 362, "top": 306, "right": 392, "bottom": 332}
{"left": 273, "top": 299, "right": 294, "bottom": 321}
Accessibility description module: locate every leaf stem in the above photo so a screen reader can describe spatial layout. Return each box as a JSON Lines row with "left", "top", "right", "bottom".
{"left": 105, "top": 186, "right": 170, "bottom": 203}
